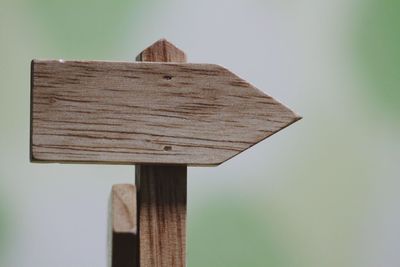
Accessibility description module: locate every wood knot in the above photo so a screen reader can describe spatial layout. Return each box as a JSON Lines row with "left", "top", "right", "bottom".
{"left": 163, "top": 146, "right": 172, "bottom": 151}
{"left": 163, "top": 75, "right": 173, "bottom": 80}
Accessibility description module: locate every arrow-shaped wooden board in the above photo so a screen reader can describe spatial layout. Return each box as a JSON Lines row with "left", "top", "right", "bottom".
{"left": 31, "top": 60, "right": 300, "bottom": 166}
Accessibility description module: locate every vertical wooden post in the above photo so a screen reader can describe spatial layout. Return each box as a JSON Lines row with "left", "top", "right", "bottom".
{"left": 111, "top": 184, "right": 138, "bottom": 267}
{"left": 135, "top": 39, "right": 187, "bottom": 267}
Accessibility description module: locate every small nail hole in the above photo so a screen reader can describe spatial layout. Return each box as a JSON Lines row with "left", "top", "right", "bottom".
{"left": 163, "top": 146, "right": 172, "bottom": 151}
{"left": 163, "top": 75, "right": 173, "bottom": 80}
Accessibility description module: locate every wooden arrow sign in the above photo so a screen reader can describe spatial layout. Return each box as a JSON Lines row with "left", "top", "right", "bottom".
{"left": 31, "top": 59, "right": 300, "bottom": 165}
{"left": 30, "top": 39, "right": 301, "bottom": 267}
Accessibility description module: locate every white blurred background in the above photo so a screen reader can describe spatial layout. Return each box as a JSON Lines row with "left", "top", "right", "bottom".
{"left": 0, "top": 0, "right": 399, "bottom": 266}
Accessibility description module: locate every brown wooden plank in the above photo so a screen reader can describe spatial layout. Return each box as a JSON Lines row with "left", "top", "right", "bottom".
{"left": 111, "top": 184, "right": 138, "bottom": 267}
{"left": 136, "top": 39, "right": 187, "bottom": 267}
{"left": 30, "top": 48, "right": 300, "bottom": 165}
{"left": 135, "top": 165, "right": 187, "bottom": 267}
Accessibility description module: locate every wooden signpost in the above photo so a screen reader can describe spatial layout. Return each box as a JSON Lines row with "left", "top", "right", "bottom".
{"left": 30, "top": 39, "right": 300, "bottom": 267}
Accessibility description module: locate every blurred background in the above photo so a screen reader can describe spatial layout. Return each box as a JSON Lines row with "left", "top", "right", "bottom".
{"left": 0, "top": 0, "right": 399, "bottom": 266}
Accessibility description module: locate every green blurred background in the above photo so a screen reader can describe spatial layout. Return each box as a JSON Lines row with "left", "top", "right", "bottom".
{"left": 0, "top": 0, "right": 399, "bottom": 266}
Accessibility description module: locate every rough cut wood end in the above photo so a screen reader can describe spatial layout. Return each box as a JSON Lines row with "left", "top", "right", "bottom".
{"left": 112, "top": 184, "right": 137, "bottom": 234}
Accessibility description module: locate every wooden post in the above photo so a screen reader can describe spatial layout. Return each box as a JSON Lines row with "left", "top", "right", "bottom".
{"left": 135, "top": 39, "right": 187, "bottom": 267}
{"left": 111, "top": 184, "right": 138, "bottom": 267}
{"left": 135, "top": 165, "right": 186, "bottom": 267}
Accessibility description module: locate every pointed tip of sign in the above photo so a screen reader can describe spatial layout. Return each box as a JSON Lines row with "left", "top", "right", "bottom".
{"left": 136, "top": 38, "right": 187, "bottom": 63}
{"left": 292, "top": 112, "right": 303, "bottom": 124}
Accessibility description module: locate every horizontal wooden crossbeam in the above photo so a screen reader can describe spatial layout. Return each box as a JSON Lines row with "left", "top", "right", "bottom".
{"left": 31, "top": 60, "right": 300, "bottom": 165}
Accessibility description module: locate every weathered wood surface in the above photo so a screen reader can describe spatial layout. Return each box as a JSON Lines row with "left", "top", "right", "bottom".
{"left": 111, "top": 184, "right": 137, "bottom": 267}
{"left": 136, "top": 165, "right": 187, "bottom": 267}
{"left": 136, "top": 39, "right": 187, "bottom": 267}
{"left": 31, "top": 52, "right": 300, "bottom": 166}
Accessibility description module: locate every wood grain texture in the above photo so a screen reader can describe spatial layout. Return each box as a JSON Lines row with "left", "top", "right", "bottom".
{"left": 135, "top": 165, "right": 187, "bottom": 267}
{"left": 136, "top": 39, "right": 187, "bottom": 267}
{"left": 111, "top": 184, "right": 138, "bottom": 267}
{"left": 30, "top": 46, "right": 300, "bottom": 165}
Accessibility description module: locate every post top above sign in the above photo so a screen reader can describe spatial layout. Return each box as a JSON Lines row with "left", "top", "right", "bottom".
{"left": 136, "top": 38, "right": 187, "bottom": 63}
{"left": 30, "top": 39, "right": 300, "bottom": 166}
